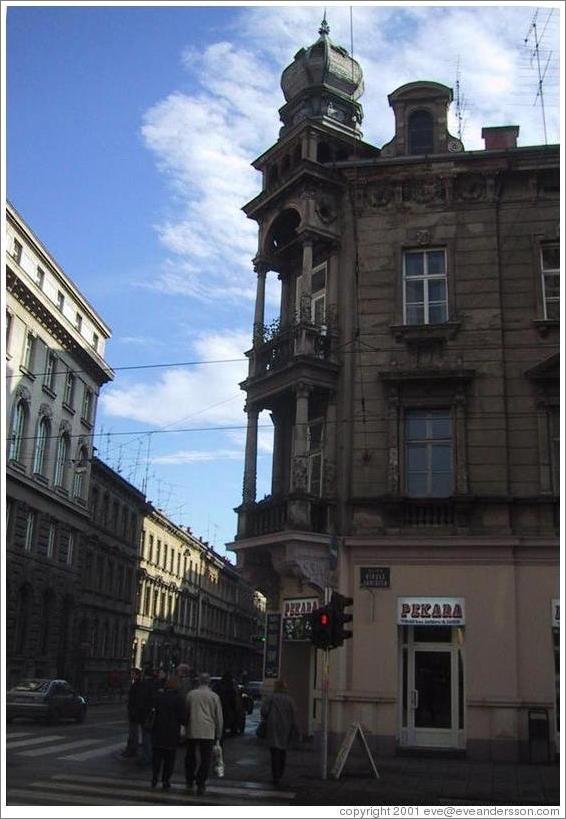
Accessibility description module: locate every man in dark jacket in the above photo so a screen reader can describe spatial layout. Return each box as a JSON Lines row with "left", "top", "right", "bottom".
{"left": 150, "top": 675, "right": 186, "bottom": 790}
{"left": 121, "top": 668, "right": 143, "bottom": 757}
{"left": 136, "top": 666, "right": 158, "bottom": 767}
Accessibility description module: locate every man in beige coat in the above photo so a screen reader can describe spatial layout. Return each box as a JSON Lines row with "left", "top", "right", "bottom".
{"left": 185, "top": 672, "right": 223, "bottom": 795}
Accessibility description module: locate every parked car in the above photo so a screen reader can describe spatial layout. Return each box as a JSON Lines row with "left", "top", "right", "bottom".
{"left": 6, "top": 678, "right": 87, "bottom": 724}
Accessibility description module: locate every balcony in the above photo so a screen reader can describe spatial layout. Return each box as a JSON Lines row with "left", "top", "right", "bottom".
{"left": 236, "top": 494, "right": 333, "bottom": 539}
{"left": 249, "top": 320, "right": 334, "bottom": 380}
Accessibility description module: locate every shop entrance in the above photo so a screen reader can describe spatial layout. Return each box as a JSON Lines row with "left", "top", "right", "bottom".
{"left": 400, "top": 626, "right": 465, "bottom": 749}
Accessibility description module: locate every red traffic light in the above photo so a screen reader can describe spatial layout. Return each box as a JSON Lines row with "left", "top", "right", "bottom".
{"left": 319, "top": 613, "right": 329, "bottom": 626}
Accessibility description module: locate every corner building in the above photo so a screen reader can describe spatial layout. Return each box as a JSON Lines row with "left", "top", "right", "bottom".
{"left": 228, "top": 20, "right": 560, "bottom": 760}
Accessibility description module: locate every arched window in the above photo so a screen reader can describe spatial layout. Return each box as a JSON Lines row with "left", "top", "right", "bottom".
{"left": 54, "top": 433, "right": 70, "bottom": 487}
{"left": 73, "top": 446, "right": 89, "bottom": 498}
{"left": 33, "top": 416, "right": 51, "bottom": 475}
{"left": 9, "top": 399, "right": 28, "bottom": 462}
{"left": 408, "top": 109, "right": 434, "bottom": 155}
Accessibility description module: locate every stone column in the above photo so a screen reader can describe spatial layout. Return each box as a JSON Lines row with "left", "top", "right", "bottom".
{"left": 324, "top": 395, "right": 337, "bottom": 498}
{"left": 253, "top": 261, "right": 268, "bottom": 342}
{"left": 270, "top": 411, "right": 282, "bottom": 496}
{"left": 291, "top": 383, "right": 310, "bottom": 493}
{"left": 242, "top": 404, "right": 259, "bottom": 504}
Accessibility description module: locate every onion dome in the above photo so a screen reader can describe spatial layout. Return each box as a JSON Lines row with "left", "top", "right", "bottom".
{"left": 278, "top": 15, "right": 365, "bottom": 137}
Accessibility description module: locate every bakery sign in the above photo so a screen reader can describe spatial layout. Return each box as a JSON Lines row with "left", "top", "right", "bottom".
{"left": 283, "top": 597, "right": 319, "bottom": 618}
{"left": 398, "top": 597, "right": 465, "bottom": 626}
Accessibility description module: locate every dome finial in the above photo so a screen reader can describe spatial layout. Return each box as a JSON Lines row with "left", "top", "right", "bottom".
{"left": 319, "top": 9, "right": 330, "bottom": 37}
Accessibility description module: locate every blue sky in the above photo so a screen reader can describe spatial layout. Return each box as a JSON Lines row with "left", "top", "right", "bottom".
{"left": 6, "top": 2, "right": 561, "bottom": 555}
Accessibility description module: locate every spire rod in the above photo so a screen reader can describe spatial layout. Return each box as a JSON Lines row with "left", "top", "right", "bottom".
{"left": 319, "top": 9, "right": 330, "bottom": 37}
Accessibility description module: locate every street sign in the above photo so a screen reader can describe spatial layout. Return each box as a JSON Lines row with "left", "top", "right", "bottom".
{"left": 330, "top": 721, "right": 380, "bottom": 780}
{"left": 360, "top": 567, "right": 390, "bottom": 588}
{"left": 264, "top": 613, "right": 282, "bottom": 679}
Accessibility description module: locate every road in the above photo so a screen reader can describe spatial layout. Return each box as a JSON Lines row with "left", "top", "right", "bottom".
{"left": 6, "top": 700, "right": 295, "bottom": 806}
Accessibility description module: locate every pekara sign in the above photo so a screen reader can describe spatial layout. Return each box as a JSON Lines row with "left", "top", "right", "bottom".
{"left": 398, "top": 597, "right": 465, "bottom": 626}
{"left": 282, "top": 597, "right": 319, "bottom": 642}
{"left": 283, "top": 597, "right": 319, "bottom": 618}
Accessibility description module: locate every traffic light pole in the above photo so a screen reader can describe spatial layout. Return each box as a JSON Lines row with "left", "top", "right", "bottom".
{"left": 321, "top": 585, "right": 331, "bottom": 780}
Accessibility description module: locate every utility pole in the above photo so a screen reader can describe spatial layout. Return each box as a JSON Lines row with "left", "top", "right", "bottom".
{"left": 321, "top": 584, "right": 331, "bottom": 780}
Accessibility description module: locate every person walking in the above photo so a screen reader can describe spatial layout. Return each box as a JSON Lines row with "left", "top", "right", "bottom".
{"left": 136, "top": 667, "right": 158, "bottom": 768}
{"left": 121, "top": 667, "right": 143, "bottom": 757}
{"left": 150, "top": 674, "right": 186, "bottom": 790}
{"left": 260, "top": 679, "right": 299, "bottom": 788}
{"left": 213, "top": 671, "right": 241, "bottom": 737}
{"left": 185, "top": 672, "right": 223, "bottom": 795}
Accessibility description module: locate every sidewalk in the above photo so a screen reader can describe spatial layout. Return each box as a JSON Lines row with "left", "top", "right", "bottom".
{"left": 221, "top": 734, "right": 561, "bottom": 807}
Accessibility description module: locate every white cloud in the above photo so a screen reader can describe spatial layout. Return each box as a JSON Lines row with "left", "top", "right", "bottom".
{"left": 152, "top": 448, "right": 243, "bottom": 465}
{"left": 100, "top": 329, "right": 250, "bottom": 428}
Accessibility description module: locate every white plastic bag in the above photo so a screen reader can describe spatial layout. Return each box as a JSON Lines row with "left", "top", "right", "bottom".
{"left": 212, "top": 740, "right": 224, "bottom": 778}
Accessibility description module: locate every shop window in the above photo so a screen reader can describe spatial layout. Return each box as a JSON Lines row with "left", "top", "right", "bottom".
{"left": 405, "top": 409, "right": 453, "bottom": 497}
{"left": 541, "top": 244, "right": 559, "bottom": 320}
{"left": 403, "top": 249, "right": 448, "bottom": 325}
{"left": 408, "top": 109, "right": 434, "bottom": 155}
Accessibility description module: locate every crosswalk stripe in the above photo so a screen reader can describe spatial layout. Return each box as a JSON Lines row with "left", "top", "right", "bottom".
{"left": 60, "top": 741, "right": 125, "bottom": 761}
{"left": 24, "top": 780, "right": 252, "bottom": 805}
{"left": 19, "top": 738, "right": 105, "bottom": 758}
{"left": 5, "top": 731, "right": 33, "bottom": 739}
{"left": 53, "top": 773, "right": 295, "bottom": 800}
{"left": 7, "top": 788, "right": 138, "bottom": 807}
{"left": 6, "top": 735, "right": 64, "bottom": 750}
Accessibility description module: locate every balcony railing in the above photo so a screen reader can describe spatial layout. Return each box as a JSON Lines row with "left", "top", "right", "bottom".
{"left": 250, "top": 320, "right": 333, "bottom": 379}
{"left": 238, "top": 494, "right": 332, "bottom": 539}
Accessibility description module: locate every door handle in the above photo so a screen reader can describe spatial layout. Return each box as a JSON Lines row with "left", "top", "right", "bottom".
{"left": 411, "top": 689, "right": 419, "bottom": 709}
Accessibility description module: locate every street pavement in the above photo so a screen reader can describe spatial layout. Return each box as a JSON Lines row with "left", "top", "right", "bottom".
{"left": 5, "top": 702, "right": 561, "bottom": 809}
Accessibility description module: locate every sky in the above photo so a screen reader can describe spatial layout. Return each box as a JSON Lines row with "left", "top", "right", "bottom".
{"left": 5, "top": 1, "right": 562, "bottom": 557}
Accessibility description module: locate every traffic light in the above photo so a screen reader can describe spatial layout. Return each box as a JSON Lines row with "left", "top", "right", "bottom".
{"left": 330, "top": 592, "right": 353, "bottom": 647}
{"left": 310, "top": 605, "right": 333, "bottom": 649}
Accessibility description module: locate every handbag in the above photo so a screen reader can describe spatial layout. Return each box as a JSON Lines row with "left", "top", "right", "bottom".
{"left": 212, "top": 740, "right": 224, "bottom": 777}
{"left": 255, "top": 699, "right": 272, "bottom": 739}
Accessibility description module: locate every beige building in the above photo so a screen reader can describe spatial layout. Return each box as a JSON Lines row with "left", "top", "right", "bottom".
{"left": 229, "top": 21, "right": 560, "bottom": 761}
{"left": 135, "top": 507, "right": 264, "bottom": 679}
{"left": 5, "top": 202, "right": 114, "bottom": 687}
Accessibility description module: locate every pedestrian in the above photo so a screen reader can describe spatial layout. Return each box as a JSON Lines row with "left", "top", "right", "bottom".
{"left": 260, "top": 678, "right": 299, "bottom": 788}
{"left": 213, "top": 671, "right": 241, "bottom": 737}
{"left": 136, "top": 666, "right": 158, "bottom": 768}
{"left": 150, "top": 674, "right": 186, "bottom": 790}
{"left": 121, "top": 668, "right": 142, "bottom": 757}
{"left": 176, "top": 663, "right": 192, "bottom": 702}
{"left": 185, "top": 672, "right": 223, "bottom": 796}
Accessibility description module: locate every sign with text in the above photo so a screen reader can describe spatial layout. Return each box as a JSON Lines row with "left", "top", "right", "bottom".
{"left": 398, "top": 597, "right": 465, "bottom": 626}
{"left": 360, "top": 567, "right": 390, "bottom": 588}
{"left": 282, "top": 597, "right": 319, "bottom": 642}
{"left": 330, "top": 722, "right": 380, "bottom": 781}
{"left": 264, "top": 613, "right": 282, "bottom": 679}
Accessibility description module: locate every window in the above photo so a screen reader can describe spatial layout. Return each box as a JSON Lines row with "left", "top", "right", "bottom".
{"left": 36, "top": 267, "right": 45, "bottom": 288}
{"left": 149, "top": 534, "right": 154, "bottom": 563}
{"left": 311, "top": 263, "right": 327, "bottom": 327}
{"left": 43, "top": 351, "right": 57, "bottom": 392}
{"left": 24, "top": 510, "right": 36, "bottom": 551}
{"left": 541, "top": 244, "right": 559, "bottom": 320}
{"left": 22, "top": 331, "right": 36, "bottom": 372}
{"left": 308, "top": 419, "right": 324, "bottom": 496}
{"left": 56, "top": 291, "right": 65, "bottom": 312}
{"left": 408, "top": 109, "right": 434, "bottom": 155}
{"left": 403, "top": 249, "right": 447, "bottom": 325}
{"left": 405, "top": 409, "right": 453, "bottom": 497}
{"left": 81, "top": 386, "right": 93, "bottom": 424}
{"left": 13, "top": 239, "right": 23, "bottom": 263}
{"left": 6, "top": 310, "right": 13, "bottom": 353}
{"left": 163, "top": 543, "right": 168, "bottom": 570}
{"left": 72, "top": 446, "right": 88, "bottom": 499}
{"left": 156, "top": 540, "right": 161, "bottom": 566}
{"left": 63, "top": 369, "right": 75, "bottom": 407}
{"left": 54, "top": 433, "right": 70, "bottom": 488}
{"left": 33, "top": 416, "right": 50, "bottom": 475}
{"left": 75, "top": 313, "right": 83, "bottom": 332}
{"left": 9, "top": 399, "right": 28, "bottom": 462}
{"left": 92, "top": 332, "right": 99, "bottom": 351}
{"left": 46, "top": 523, "right": 56, "bottom": 559}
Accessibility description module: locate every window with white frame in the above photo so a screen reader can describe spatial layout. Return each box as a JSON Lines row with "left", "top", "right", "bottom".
{"left": 541, "top": 244, "right": 560, "bottom": 320}
{"left": 311, "top": 263, "right": 327, "bottom": 327}
{"left": 56, "top": 291, "right": 65, "bottom": 312}
{"left": 92, "top": 332, "right": 99, "bottom": 351}
{"left": 63, "top": 369, "right": 75, "bottom": 407}
{"left": 308, "top": 418, "right": 324, "bottom": 496}
{"left": 33, "top": 416, "right": 50, "bottom": 475}
{"left": 405, "top": 409, "right": 453, "bottom": 497}
{"left": 72, "top": 446, "right": 88, "bottom": 498}
{"left": 36, "top": 267, "right": 45, "bottom": 288}
{"left": 403, "top": 248, "right": 448, "bottom": 325}
{"left": 81, "top": 385, "right": 93, "bottom": 424}
{"left": 22, "top": 331, "right": 36, "bottom": 372}
{"left": 75, "top": 313, "right": 83, "bottom": 332}
{"left": 54, "top": 433, "right": 70, "bottom": 487}
{"left": 9, "top": 399, "right": 28, "bottom": 462}
{"left": 67, "top": 532, "right": 74, "bottom": 567}
{"left": 24, "top": 510, "right": 36, "bottom": 551}
{"left": 43, "top": 350, "right": 57, "bottom": 392}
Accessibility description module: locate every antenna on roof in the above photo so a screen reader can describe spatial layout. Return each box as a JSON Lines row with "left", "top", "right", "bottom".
{"left": 524, "top": 9, "right": 552, "bottom": 144}
{"left": 454, "top": 56, "right": 468, "bottom": 142}
{"left": 319, "top": 8, "right": 329, "bottom": 37}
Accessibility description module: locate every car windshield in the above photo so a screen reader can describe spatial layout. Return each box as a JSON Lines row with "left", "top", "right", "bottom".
{"left": 11, "top": 679, "right": 51, "bottom": 692}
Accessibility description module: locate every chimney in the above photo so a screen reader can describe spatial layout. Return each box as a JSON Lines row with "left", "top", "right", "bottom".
{"left": 482, "top": 125, "right": 520, "bottom": 150}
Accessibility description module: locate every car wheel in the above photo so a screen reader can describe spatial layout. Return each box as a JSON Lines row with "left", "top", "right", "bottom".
{"left": 75, "top": 707, "right": 86, "bottom": 724}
